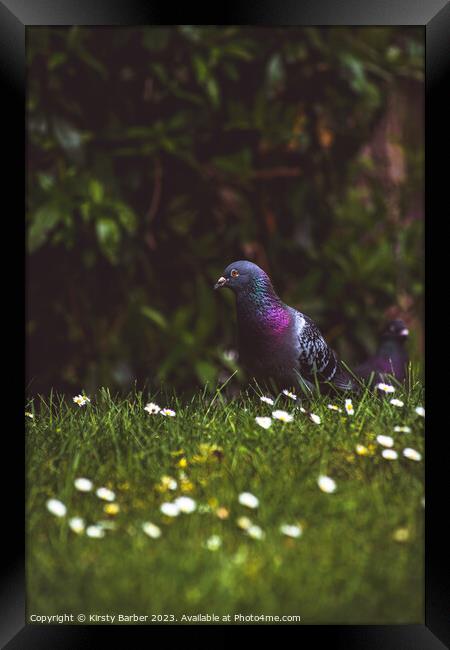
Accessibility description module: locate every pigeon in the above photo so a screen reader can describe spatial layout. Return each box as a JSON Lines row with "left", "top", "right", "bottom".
{"left": 355, "top": 319, "right": 409, "bottom": 384}
{"left": 214, "top": 260, "right": 358, "bottom": 394}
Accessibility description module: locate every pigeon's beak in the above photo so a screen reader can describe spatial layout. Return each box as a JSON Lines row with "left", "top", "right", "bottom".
{"left": 400, "top": 328, "right": 409, "bottom": 336}
{"left": 214, "top": 276, "right": 227, "bottom": 290}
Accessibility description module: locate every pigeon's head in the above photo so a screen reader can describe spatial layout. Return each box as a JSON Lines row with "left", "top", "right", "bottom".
{"left": 214, "top": 260, "right": 272, "bottom": 295}
{"left": 381, "top": 319, "right": 409, "bottom": 341}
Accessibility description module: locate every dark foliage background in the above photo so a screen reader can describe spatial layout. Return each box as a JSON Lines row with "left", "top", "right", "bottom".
{"left": 26, "top": 26, "right": 424, "bottom": 396}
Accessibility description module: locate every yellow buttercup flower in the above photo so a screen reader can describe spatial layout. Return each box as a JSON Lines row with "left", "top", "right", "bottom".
{"left": 104, "top": 503, "right": 120, "bottom": 515}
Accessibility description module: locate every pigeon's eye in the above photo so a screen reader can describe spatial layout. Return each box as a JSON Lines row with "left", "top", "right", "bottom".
{"left": 231, "top": 269, "right": 239, "bottom": 278}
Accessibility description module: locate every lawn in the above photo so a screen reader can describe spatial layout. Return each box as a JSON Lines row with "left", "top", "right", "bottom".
{"left": 26, "top": 376, "right": 425, "bottom": 624}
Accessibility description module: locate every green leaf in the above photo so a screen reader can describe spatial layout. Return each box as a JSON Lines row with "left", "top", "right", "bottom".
{"left": 141, "top": 306, "right": 167, "bottom": 330}
{"left": 95, "top": 217, "right": 121, "bottom": 263}
{"left": 28, "top": 204, "right": 61, "bottom": 252}
{"left": 89, "top": 179, "right": 104, "bottom": 203}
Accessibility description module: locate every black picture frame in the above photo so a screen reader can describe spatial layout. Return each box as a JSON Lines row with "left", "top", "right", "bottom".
{"left": 3, "top": 1, "right": 448, "bottom": 647}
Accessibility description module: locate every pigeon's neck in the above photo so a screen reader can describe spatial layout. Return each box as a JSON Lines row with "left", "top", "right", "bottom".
{"left": 236, "top": 278, "right": 291, "bottom": 336}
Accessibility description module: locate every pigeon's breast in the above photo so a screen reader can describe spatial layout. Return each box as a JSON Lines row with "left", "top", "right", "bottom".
{"left": 237, "top": 311, "right": 301, "bottom": 383}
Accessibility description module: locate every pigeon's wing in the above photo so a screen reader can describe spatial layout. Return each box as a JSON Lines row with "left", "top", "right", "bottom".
{"left": 292, "top": 311, "right": 354, "bottom": 391}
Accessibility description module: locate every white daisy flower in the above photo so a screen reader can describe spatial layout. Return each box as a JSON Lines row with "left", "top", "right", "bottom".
{"left": 86, "top": 525, "right": 105, "bottom": 538}
{"left": 25, "top": 411, "right": 34, "bottom": 419}
{"left": 238, "top": 492, "right": 259, "bottom": 509}
{"left": 247, "top": 524, "right": 265, "bottom": 540}
{"left": 144, "top": 402, "right": 160, "bottom": 414}
{"left": 46, "top": 498, "right": 67, "bottom": 518}
{"left": 393, "top": 527, "right": 410, "bottom": 542}
{"left": 160, "top": 408, "right": 176, "bottom": 417}
{"left": 327, "top": 404, "right": 342, "bottom": 412}
{"left": 394, "top": 425, "right": 412, "bottom": 433}
{"left": 161, "top": 476, "right": 177, "bottom": 490}
{"left": 280, "top": 524, "right": 302, "bottom": 538}
{"left": 318, "top": 476, "right": 336, "bottom": 493}
{"left": 74, "top": 477, "right": 93, "bottom": 492}
{"left": 174, "top": 496, "right": 197, "bottom": 513}
{"left": 390, "top": 398, "right": 404, "bottom": 407}
{"left": 403, "top": 448, "right": 422, "bottom": 462}
{"left": 95, "top": 487, "right": 116, "bottom": 502}
{"left": 224, "top": 349, "right": 238, "bottom": 362}
{"left": 142, "top": 522, "right": 162, "bottom": 538}
{"left": 255, "top": 416, "right": 272, "bottom": 429}
{"left": 68, "top": 517, "right": 85, "bottom": 534}
{"left": 309, "top": 413, "right": 321, "bottom": 425}
{"left": 205, "top": 535, "right": 222, "bottom": 551}
{"left": 381, "top": 449, "right": 398, "bottom": 460}
{"left": 160, "top": 502, "right": 180, "bottom": 517}
{"left": 298, "top": 406, "right": 306, "bottom": 413}
{"left": 376, "top": 383, "right": 395, "bottom": 393}
{"left": 260, "top": 396, "right": 274, "bottom": 406}
{"left": 272, "top": 410, "right": 294, "bottom": 423}
{"left": 376, "top": 435, "right": 394, "bottom": 448}
{"left": 236, "top": 516, "right": 252, "bottom": 530}
{"left": 345, "top": 399, "right": 354, "bottom": 415}
{"left": 415, "top": 406, "right": 425, "bottom": 417}
{"left": 282, "top": 390, "right": 297, "bottom": 400}
{"left": 73, "top": 394, "right": 90, "bottom": 407}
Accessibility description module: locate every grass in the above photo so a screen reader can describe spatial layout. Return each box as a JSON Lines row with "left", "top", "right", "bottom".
{"left": 26, "top": 376, "right": 425, "bottom": 624}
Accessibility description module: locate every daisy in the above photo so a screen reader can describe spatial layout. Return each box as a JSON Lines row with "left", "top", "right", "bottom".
{"left": 393, "top": 528, "right": 410, "bottom": 542}
{"left": 403, "top": 448, "right": 422, "bottom": 462}
{"left": 272, "top": 410, "right": 294, "bottom": 423}
{"left": 376, "top": 383, "right": 395, "bottom": 393}
{"left": 309, "top": 413, "right": 321, "bottom": 425}
{"left": 144, "top": 402, "right": 160, "bottom": 414}
{"left": 95, "top": 487, "right": 116, "bottom": 502}
{"left": 394, "top": 426, "right": 412, "bottom": 433}
{"left": 160, "top": 502, "right": 180, "bottom": 517}
{"left": 381, "top": 449, "right": 398, "bottom": 460}
{"left": 216, "top": 507, "right": 229, "bottom": 520}
{"left": 205, "top": 535, "right": 222, "bottom": 551}
{"left": 68, "top": 517, "right": 85, "bottom": 534}
{"left": 247, "top": 524, "right": 265, "bottom": 540}
{"left": 255, "top": 416, "right": 272, "bottom": 429}
{"left": 376, "top": 435, "right": 394, "bottom": 448}
{"left": 327, "top": 404, "right": 342, "bottom": 412}
{"left": 46, "top": 498, "right": 67, "bottom": 517}
{"left": 74, "top": 477, "right": 93, "bottom": 492}
{"left": 345, "top": 399, "right": 354, "bottom": 416}
{"left": 236, "top": 516, "right": 252, "bottom": 530}
{"left": 415, "top": 406, "right": 425, "bottom": 417}
{"left": 160, "top": 408, "right": 176, "bottom": 417}
{"left": 160, "top": 476, "right": 177, "bottom": 491}
{"left": 282, "top": 390, "right": 297, "bottom": 400}
{"left": 86, "top": 525, "right": 105, "bottom": 538}
{"left": 390, "top": 398, "right": 404, "bottom": 407}
{"left": 224, "top": 349, "right": 238, "bottom": 362}
{"left": 174, "top": 496, "right": 197, "bottom": 513}
{"left": 73, "top": 394, "right": 90, "bottom": 407}
{"left": 280, "top": 524, "right": 302, "bottom": 538}
{"left": 142, "top": 522, "right": 162, "bottom": 539}
{"left": 238, "top": 492, "right": 259, "bottom": 509}
{"left": 318, "top": 476, "right": 336, "bottom": 493}
{"left": 260, "top": 396, "right": 274, "bottom": 406}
